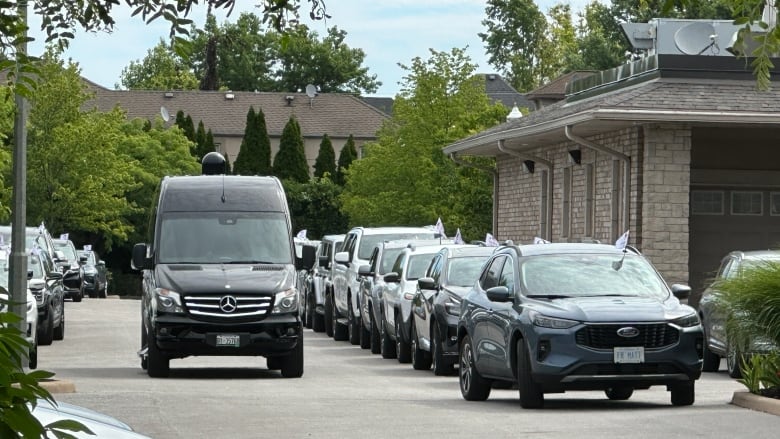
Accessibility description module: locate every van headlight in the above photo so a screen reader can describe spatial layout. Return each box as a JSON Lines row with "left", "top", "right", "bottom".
{"left": 155, "top": 288, "right": 184, "bottom": 313}
{"left": 272, "top": 288, "right": 298, "bottom": 314}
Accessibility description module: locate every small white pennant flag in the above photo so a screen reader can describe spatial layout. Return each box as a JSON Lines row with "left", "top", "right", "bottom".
{"left": 296, "top": 229, "right": 307, "bottom": 240}
{"left": 38, "top": 222, "right": 45, "bottom": 234}
{"left": 454, "top": 228, "right": 464, "bottom": 244}
{"left": 485, "top": 233, "right": 499, "bottom": 247}
{"left": 84, "top": 244, "right": 92, "bottom": 251}
{"left": 615, "top": 230, "right": 630, "bottom": 250}
{"left": 435, "top": 217, "right": 447, "bottom": 239}
{"left": 60, "top": 233, "right": 69, "bottom": 240}
{"left": 533, "top": 237, "right": 550, "bottom": 244}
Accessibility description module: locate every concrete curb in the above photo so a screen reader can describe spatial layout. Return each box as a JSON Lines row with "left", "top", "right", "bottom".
{"left": 731, "top": 391, "right": 780, "bottom": 416}
{"left": 39, "top": 379, "right": 76, "bottom": 394}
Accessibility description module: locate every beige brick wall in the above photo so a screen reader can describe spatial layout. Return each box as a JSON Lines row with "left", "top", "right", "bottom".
{"left": 495, "top": 124, "right": 691, "bottom": 284}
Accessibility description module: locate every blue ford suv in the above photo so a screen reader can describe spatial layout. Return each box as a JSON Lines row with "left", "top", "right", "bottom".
{"left": 458, "top": 242, "right": 703, "bottom": 408}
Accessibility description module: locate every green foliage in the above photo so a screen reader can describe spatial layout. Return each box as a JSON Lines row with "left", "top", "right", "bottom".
{"left": 118, "top": 39, "right": 200, "bottom": 90}
{"left": 194, "top": 120, "right": 206, "bottom": 160}
{"left": 313, "top": 134, "right": 337, "bottom": 179}
{"left": 274, "top": 116, "right": 309, "bottom": 182}
{"left": 232, "top": 106, "right": 272, "bottom": 176}
{"left": 334, "top": 135, "right": 357, "bottom": 186}
{"left": 0, "top": 304, "right": 92, "bottom": 438}
{"left": 738, "top": 352, "right": 780, "bottom": 394}
{"left": 340, "top": 47, "right": 506, "bottom": 236}
{"left": 284, "top": 178, "right": 349, "bottom": 239}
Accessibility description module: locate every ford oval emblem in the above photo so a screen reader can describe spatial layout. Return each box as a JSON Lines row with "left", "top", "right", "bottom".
{"left": 617, "top": 327, "right": 640, "bottom": 338}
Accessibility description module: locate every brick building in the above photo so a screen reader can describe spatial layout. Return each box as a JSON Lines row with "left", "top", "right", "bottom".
{"left": 444, "top": 19, "right": 780, "bottom": 296}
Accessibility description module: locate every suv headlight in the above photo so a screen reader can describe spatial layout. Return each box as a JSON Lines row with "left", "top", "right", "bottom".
{"left": 272, "top": 288, "right": 298, "bottom": 314}
{"left": 154, "top": 288, "right": 184, "bottom": 313}
{"left": 670, "top": 312, "right": 700, "bottom": 328}
{"left": 444, "top": 293, "right": 461, "bottom": 316}
{"left": 529, "top": 310, "right": 579, "bottom": 329}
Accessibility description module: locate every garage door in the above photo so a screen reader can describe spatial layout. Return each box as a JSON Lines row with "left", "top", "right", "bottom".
{"left": 688, "top": 188, "right": 780, "bottom": 308}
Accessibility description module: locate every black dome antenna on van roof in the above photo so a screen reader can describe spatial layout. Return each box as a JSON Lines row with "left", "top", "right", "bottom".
{"left": 201, "top": 152, "right": 227, "bottom": 202}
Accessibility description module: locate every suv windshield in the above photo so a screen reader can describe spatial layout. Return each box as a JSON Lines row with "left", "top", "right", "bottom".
{"left": 157, "top": 211, "right": 292, "bottom": 264}
{"left": 78, "top": 251, "right": 96, "bottom": 265}
{"left": 54, "top": 242, "right": 77, "bottom": 261}
{"left": 359, "top": 233, "right": 437, "bottom": 260}
{"left": 520, "top": 254, "right": 669, "bottom": 300}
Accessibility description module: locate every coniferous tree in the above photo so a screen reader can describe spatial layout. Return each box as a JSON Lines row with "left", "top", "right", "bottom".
{"left": 195, "top": 120, "right": 207, "bottom": 159}
{"left": 174, "top": 109, "right": 186, "bottom": 128}
{"left": 273, "top": 115, "right": 309, "bottom": 183}
{"left": 224, "top": 151, "right": 233, "bottom": 175}
{"left": 334, "top": 134, "right": 357, "bottom": 185}
{"left": 203, "top": 129, "right": 216, "bottom": 157}
{"left": 255, "top": 107, "right": 272, "bottom": 175}
{"left": 313, "top": 133, "right": 336, "bottom": 179}
{"left": 183, "top": 114, "right": 195, "bottom": 141}
{"left": 232, "top": 107, "right": 259, "bottom": 175}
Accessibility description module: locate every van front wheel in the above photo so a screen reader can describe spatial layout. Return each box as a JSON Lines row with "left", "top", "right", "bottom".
{"left": 280, "top": 335, "right": 304, "bottom": 378}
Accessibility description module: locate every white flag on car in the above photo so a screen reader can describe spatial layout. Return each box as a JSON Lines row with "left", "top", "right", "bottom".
{"left": 435, "top": 217, "right": 447, "bottom": 239}
{"left": 454, "top": 228, "right": 464, "bottom": 244}
{"left": 60, "top": 233, "right": 69, "bottom": 240}
{"left": 533, "top": 237, "right": 550, "bottom": 244}
{"left": 296, "top": 229, "right": 307, "bottom": 240}
{"left": 485, "top": 233, "right": 499, "bottom": 247}
{"left": 84, "top": 244, "right": 92, "bottom": 251}
{"left": 615, "top": 230, "right": 630, "bottom": 250}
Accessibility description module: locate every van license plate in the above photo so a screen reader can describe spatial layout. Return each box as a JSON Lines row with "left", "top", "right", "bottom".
{"left": 613, "top": 347, "right": 644, "bottom": 363}
{"left": 216, "top": 334, "right": 241, "bottom": 347}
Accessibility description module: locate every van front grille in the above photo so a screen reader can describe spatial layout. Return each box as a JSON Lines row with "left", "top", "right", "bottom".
{"left": 184, "top": 294, "right": 272, "bottom": 319}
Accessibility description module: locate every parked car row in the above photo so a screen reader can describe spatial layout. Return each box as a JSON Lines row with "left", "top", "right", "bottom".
{"left": 299, "top": 227, "right": 706, "bottom": 408}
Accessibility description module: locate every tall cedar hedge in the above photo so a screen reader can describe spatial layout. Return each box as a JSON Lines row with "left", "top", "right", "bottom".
{"left": 313, "top": 133, "right": 336, "bottom": 179}
{"left": 273, "top": 116, "right": 309, "bottom": 182}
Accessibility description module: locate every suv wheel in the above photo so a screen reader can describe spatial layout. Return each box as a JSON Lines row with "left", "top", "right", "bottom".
{"left": 670, "top": 381, "right": 695, "bottom": 406}
{"left": 332, "top": 295, "right": 348, "bottom": 341}
{"left": 323, "top": 293, "right": 334, "bottom": 337}
{"left": 459, "top": 335, "right": 491, "bottom": 401}
{"left": 726, "top": 342, "right": 743, "bottom": 378}
{"left": 72, "top": 290, "right": 82, "bottom": 303}
{"left": 395, "top": 315, "right": 411, "bottom": 363}
{"left": 312, "top": 298, "right": 325, "bottom": 333}
{"left": 369, "top": 308, "right": 381, "bottom": 354}
{"left": 280, "top": 335, "right": 304, "bottom": 378}
{"left": 605, "top": 387, "right": 633, "bottom": 400}
{"left": 359, "top": 309, "right": 371, "bottom": 350}
{"left": 305, "top": 292, "right": 315, "bottom": 330}
{"left": 347, "top": 297, "right": 361, "bottom": 345}
{"left": 432, "top": 324, "right": 454, "bottom": 376}
{"left": 380, "top": 309, "right": 397, "bottom": 359}
{"left": 53, "top": 307, "right": 65, "bottom": 341}
{"left": 39, "top": 309, "right": 54, "bottom": 346}
{"left": 517, "top": 339, "right": 544, "bottom": 408}
{"left": 411, "top": 322, "right": 431, "bottom": 370}
{"left": 140, "top": 324, "right": 148, "bottom": 370}
{"left": 701, "top": 328, "right": 721, "bottom": 372}
{"left": 28, "top": 335, "right": 38, "bottom": 370}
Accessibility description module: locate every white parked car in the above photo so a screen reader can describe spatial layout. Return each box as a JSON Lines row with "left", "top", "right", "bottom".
{"left": 33, "top": 399, "right": 151, "bottom": 438}
{"left": 1, "top": 256, "right": 39, "bottom": 369}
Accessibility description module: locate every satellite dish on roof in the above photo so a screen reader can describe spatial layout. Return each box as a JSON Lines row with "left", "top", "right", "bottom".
{"left": 305, "top": 84, "right": 317, "bottom": 98}
{"left": 160, "top": 106, "right": 170, "bottom": 122}
{"left": 674, "top": 22, "right": 719, "bottom": 55}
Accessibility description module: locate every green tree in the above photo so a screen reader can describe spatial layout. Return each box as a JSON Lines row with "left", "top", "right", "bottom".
{"left": 274, "top": 116, "right": 309, "bottom": 182}
{"left": 232, "top": 106, "right": 272, "bottom": 175}
{"left": 118, "top": 39, "right": 200, "bottom": 90}
{"left": 313, "top": 133, "right": 336, "bottom": 179}
{"left": 284, "top": 178, "right": 349, "bottom": 239}
{"left": 202, "top": 128, "right": 216, "bottom": 160}
{"left": 334, "top": 134, "right": 357, "bottom": 186}
{"left": 270, "top": 24, "right": 381, "bottom": 93}
{"left": 340, "top": 48, "right": 506, "bottom": 237}
{"left": 195, "top": 120, "right": 207, "bottom": 160}
{"left": 480, "top": 0, "right": 549, "bottom": 92}
{"left": 183, "top": 114, "right": 195, "bottom": 143}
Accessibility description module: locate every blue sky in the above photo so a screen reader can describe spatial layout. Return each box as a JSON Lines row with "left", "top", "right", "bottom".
{"left": 27, "top": 1, "right": 591, "bottom": 97}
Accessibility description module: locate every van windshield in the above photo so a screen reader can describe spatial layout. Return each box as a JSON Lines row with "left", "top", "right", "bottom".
{"left": 157, "top": 212, "right": 292, "bottom": 264}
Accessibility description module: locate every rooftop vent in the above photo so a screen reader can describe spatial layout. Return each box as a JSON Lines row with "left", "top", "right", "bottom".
{"left": 164, "top": 92, "right": 174, "bottom": 98}
{"left": 225, "top": 91, "right": 235, "bottom": 100}
{"left": 285, "top": 95, "right": 294, "bottom": 106}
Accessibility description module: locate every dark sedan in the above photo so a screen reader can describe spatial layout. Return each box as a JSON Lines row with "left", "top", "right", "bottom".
{"left": 458, "top": 242, "right": 703, "bottom": 408}
{"left": 411, "top": 245, "right": 494, "bottom": 374}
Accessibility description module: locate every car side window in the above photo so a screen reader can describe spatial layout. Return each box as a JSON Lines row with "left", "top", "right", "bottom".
{"left": 368, "top": 248, "right": 379, "bottom": 272}
{"left": 391, "top": 253, "right": 406, "bottom": 277}
{"left": 480, "top": 256, "right": 505, "bottom": 290}
{"left": 429, "top": 255, "right": 443, "bottom": 283}
{"left": 498, "top": 257, "right": 516, "bottom": 295}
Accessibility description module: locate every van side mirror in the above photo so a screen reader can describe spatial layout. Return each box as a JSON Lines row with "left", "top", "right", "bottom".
{"left": 296, "top": 244, "right": 316, "bottom": 271}
{"left": 131, "top": 243, "right": 151, "bottom": 270}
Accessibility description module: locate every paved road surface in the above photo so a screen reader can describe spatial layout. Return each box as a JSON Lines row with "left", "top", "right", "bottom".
{"left": 40, "top": 298, "right": 779, "bottom": 438}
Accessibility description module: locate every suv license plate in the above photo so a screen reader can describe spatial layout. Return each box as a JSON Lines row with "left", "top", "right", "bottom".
{"left": 216, "top": 334, "right": 241, "bottom": 347}
{"left": 614, "top": 346, "right": 644, "bottom": 363}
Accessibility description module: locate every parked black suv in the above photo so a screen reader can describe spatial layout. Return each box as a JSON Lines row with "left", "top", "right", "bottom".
{"left": 78, "top": 249, "right": 108, "bottom": 298}
{"left": 458, "top": 242, "right": 703, "bottom": 407}
{"left": 53, "top": 238, "right": 83, "bottom": 302}
{"left": 411, "top": 245, "right": 493, "bottom": 374}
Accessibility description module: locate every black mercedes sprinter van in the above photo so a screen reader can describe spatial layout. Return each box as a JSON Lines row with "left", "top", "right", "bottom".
{"left": 131, "top": 153, "right": 314, "bottom": 378}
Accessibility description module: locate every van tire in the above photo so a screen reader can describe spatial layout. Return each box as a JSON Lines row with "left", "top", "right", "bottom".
{"left": 324, "top": 293, "right": 334, "bottom": 337}
{"left": 147, "top": 328, "right": 170, "bottom": 378}
{"left": 280, "top": 335, "right": 304, "bottom": 378}
{"left": 347, "top": 297, "right": 361, "bottom": 345}
{"left": 39, "top": 310, "right": 54, "bottom": 346}
{"left": 332, "top": 296, "right": 348, "bottom": 341}
{"left": 53, "top": 308, "right": 65, "bottom": 341}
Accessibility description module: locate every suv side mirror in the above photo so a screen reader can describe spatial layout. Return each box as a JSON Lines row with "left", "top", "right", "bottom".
{"left": 383, "top": 272, "right": 400, "bottom": 283}
{"left": 486, "top": 286, "right": 512, "bottom": 303}
{"left": 54, "top": 250, "right": 66, "bottom": 262}
{"left": 27, "top": 270, "right": 33, "bottom": 280}
{"left": 131, "top": 243, "right": 151, "bottom": 270}
{"left": 671, "top": 284, "right": 691, "bottom": 300}
{"left": 334, "top": 251, "right": 349, "bottom": 265}
{"left": 79, "top": 255, "right": 88, "bottom": 264}
{"left": 47, "top": 271, "right": 63, "bottom": 281}
{"left": 318, "top": 255, "right": 329, "bottom": 268}
{"left": 417, "top": 277, "right": 437, "bottom": 291}
{"left": 358, "top": 265, "right": 372, "bottom": 277}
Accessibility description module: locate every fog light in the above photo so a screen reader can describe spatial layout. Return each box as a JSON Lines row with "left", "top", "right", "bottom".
{"left": 537, "top": 340, "right": 551, "bottom": 362}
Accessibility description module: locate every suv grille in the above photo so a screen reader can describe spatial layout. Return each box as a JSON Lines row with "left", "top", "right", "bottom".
{"left": 184, "top": 294, "right": 272, "bottom": 319}
{"left": 575, "top": 323, "right": 679, "bottom": 350}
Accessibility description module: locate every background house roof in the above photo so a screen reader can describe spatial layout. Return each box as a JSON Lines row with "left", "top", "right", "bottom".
{"left": 482, "top": 73, "right": 534, "bottom": 111}
{"left": 84, "top": 80, "right": 389, "bottom": 140}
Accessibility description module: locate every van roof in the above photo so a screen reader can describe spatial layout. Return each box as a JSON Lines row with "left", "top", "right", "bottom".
{"left": 160, "top": 176, "right": 287, "bottom": 212}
